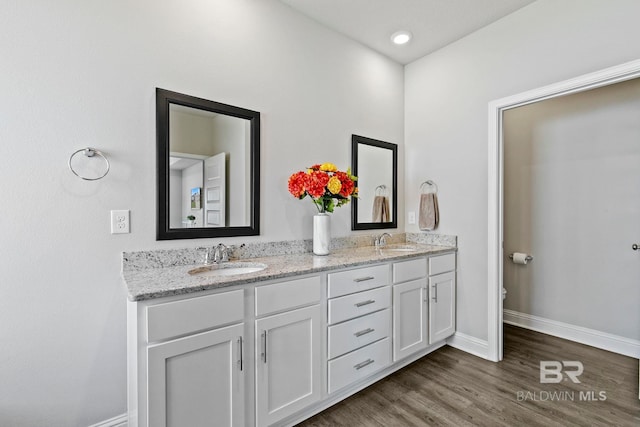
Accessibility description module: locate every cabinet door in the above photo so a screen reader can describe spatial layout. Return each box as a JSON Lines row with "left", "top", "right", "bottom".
{"left": 147, "top": 323, "right": 244, "bottom": 427}
{"left": 392, "top": 279, "right": 427, "bottom": 361}
{"left": 429, "top": 271, "right": 456, "bottom": 344}
{"left": 255, "top": 305, "right": 322, "bottom": 427}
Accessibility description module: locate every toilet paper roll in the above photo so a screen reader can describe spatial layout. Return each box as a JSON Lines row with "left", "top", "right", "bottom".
{"left": 512, "top": 252, "right": 529, "bottom": 265}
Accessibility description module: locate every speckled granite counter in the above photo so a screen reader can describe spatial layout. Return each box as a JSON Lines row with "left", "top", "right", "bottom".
{"left": 122, "top": 241, "right": 456, "bottom": 302}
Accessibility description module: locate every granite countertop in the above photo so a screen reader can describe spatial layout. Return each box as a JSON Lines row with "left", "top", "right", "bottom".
{"left": 123, "top": 243, "right": 456, "bottom": 302}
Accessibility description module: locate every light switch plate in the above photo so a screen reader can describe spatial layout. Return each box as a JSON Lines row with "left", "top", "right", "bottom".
{"left": 111, "top": 210, "right": 130, "bottom": 234}
{"left": 408, "top": 211, "right": 416, "bottom": 224}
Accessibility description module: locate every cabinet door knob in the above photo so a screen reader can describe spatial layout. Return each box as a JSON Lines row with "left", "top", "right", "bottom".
{"left": 237, "top": 337, "right": 244, "bottom": 371}
{"left": 432, "top": 284, "right": 438, "bottom": 303}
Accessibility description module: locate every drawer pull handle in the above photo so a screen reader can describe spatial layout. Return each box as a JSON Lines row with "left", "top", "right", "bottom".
{"left": 353, "top": 276, "right": 375, "bottom": 282}
{"left": 354, "top": 328, "right": 375, "bottom": 337}
{"left": 354, "top": 359, "right": 375, "bottom": 370}
{"left": 432, "top": 284, "right": 438, "bottom": 303}
{"left": 355, "top": 299, "right": 375, "bottom": 307}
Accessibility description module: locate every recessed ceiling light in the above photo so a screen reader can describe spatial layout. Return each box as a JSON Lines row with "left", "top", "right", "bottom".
{"left": 391, "top": 30, "right": 412, "bottom": 45}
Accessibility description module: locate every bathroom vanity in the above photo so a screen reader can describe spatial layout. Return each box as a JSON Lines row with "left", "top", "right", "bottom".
{"left": 124, "top": 242, "right": 456, "bottom": 427}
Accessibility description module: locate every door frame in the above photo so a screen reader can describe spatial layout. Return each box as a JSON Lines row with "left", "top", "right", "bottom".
{"left": 487, "top": 58, "right": 640, "bottom": 362}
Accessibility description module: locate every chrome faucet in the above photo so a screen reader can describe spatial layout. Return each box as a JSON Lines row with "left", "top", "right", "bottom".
{"left": 213, "top": 243, "right": 229, "bottom": 263}
{"left": 374, "top": 233, "right": 392, "bottom": 247}
{"left": 198, "top": 244, "right": 229, "bottom": 265}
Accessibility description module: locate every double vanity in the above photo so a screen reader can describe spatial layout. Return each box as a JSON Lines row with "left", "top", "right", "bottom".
{"left": 123, "top": 237, "right": 457, "bottom": 427}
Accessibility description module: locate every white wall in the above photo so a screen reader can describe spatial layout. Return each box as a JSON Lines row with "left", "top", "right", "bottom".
{"left": 0, "top": 1, "right": 403, "bottom": 425}
{"left": 405, "top": 0, "right": 640, "bottom": 342}
{"left": 503, "top": 78, "right": 640, "bottom": 340}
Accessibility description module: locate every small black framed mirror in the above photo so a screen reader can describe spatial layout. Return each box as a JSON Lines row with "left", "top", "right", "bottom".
{"left": 156, "top": 88, "right": 260, "bottom": 240}
{"left": 351, "top": 134, "right": 398, "bottom": 230}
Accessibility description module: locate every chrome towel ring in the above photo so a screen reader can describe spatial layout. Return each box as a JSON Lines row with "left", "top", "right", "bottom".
{"left": 68, "top": 147, "right": 110, "bottom": 181}
{"left": 420, "top": 180, "right": 438, "bottom": 194}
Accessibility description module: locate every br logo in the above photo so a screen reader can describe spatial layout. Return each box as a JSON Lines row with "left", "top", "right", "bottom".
{"left": 540, "top": 361, "right": 584, "bottom": 383}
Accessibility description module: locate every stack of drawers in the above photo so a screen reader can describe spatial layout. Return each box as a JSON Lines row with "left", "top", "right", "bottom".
{"left": 326, "top": 264, "right": 392, "bottom": 394}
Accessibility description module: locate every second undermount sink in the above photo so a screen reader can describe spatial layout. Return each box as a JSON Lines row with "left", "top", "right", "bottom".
{"left": 188, "top": 262, "right": 268, "bottom": 277}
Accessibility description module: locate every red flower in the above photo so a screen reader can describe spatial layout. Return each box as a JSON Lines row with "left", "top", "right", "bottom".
{"left": 288, "top": 171, "right": 307, "bottom": 198}
{"left": 335, "top": 171, "right": 354, "bottom": 197}
{"left": 305, "top": 170, "right": 329, "bottom": 198}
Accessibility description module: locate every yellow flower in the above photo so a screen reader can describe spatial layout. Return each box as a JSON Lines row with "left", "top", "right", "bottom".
{"left": 319, "top": 162, "right": 337, "bottom": 172}
{"left": 327, "top": 176, "right": 342, "bottom": 194}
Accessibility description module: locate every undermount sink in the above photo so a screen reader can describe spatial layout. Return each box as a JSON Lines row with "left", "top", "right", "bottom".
{"left": 380, "top": 244, "right": 418, "bottom": 252}
{"left": 188, "top": 262, "right": 268, "bottom": 277}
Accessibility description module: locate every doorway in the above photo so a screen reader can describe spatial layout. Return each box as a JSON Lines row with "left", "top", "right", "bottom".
{"left": 502, "top": 78, "right": 640, "bottom": 357}
{"left": 487, "top": 59, "right": 640, "bottom": 362}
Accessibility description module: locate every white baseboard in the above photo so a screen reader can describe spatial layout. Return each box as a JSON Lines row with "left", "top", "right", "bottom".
{"left": 504, "top": 309, "right": 640, "bottom": 359}
{"left": 446, "top": 331, "right": 489, "bottom": 359}
{"left": 88, "top": 413, "right": 127, "bottom": 427}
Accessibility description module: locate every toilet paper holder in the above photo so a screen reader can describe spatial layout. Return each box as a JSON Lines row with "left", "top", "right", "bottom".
{"left": 509, "top": 253, "right": 533, "bottom": 262}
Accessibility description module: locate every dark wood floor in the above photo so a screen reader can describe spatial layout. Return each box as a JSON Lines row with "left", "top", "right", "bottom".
{"left": 298, "top": 325, "right": 640, "bottom": 426}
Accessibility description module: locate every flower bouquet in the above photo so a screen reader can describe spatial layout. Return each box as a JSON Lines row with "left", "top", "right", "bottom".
{"left": 287, "top": 163, "right": 357, "bottom": 213}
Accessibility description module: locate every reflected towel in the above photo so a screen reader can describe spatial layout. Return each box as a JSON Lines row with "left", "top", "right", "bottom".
{"left": 372, "top": 195, "right": 390, "bottom": 222}
{"left": 419, "top": 193, "right": 439, "bottom": 230}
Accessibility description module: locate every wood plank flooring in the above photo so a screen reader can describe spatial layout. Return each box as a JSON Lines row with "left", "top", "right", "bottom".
{"left": 297, "top": 325, "right": 640, "bottom": 426}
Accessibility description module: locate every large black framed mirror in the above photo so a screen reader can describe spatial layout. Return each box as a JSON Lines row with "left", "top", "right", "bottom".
{"left": 156, "top": 88, "right": 260, "bottom": 240}
{"left": 351, "top": 134, "right": 398, "bottom": 230}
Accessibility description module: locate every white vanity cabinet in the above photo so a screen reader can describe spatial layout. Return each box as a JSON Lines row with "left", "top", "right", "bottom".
{"left": 129, "top": 289, "right": 246, "bottom": 427}
{"left": 147, "top": 324, "right": 245, "bottom": 427}
{"left": 392, "top": 253, "right": 457, "bottom": 360}
{"left": 254, "top": 276, "right": 322, "bottom": 427}
{"left": 326, "top": 265, "right": 392, "bottom": 394}
{"left": 392, "top": 258, "right": 428, "bottom": 361}
{"left": 428, "top": 253, "right": 456, "bottom": 344}
{"left": 127, "top": 249, "right": 457, "bottom": 427}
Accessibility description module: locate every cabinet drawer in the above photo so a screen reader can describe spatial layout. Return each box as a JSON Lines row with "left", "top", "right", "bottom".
{"left": 146, "top": 290, "right": 244, "bottom": 343}
{"left": 328, "top": 337, "right": 391, "bottom": 394}
{"left": 328, "top": 286, "right": 391, "bottom": 325}
{"left": 255, "top": 275, "right": 321, "bottom": 317}
{"left": 327, "top": 264, "right": 390, "bottom": 298}
{"left": 392, "top": 257, "right": 427, "bottom": 283}
{"left": 328, "top": 309, "right": 391, "bottom": 359}
{"left": 429, "top": 253, "right": 456, "bottom": 276}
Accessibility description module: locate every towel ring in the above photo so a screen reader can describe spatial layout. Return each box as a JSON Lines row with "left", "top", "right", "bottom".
{"left": 375, "top": 185, "right": 387, "bottom": 196}
{"left": 420, "top": 180, "right": 438, "bottom": 194}
{"left": 68, "top": 147, "right": 110, "bottom": 181}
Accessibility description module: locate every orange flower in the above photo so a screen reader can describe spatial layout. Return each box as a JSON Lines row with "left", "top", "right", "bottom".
{"left": 305, "top": 170, "right": 329, "bottom": 198}
{"left": 288, "top": 171, "right": 307, "bottom": 198}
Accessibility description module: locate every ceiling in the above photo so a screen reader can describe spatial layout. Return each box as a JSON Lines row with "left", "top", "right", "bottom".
{"left": 279, "top": 0, "right": 536, "bottom": 64}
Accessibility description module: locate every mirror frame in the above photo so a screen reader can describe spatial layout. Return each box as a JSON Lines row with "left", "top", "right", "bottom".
{"left": 156, "top": 88, "right": 260, "bottom": 240}
{"left": 351, "top": 134, "right": 398, "bottom": 230}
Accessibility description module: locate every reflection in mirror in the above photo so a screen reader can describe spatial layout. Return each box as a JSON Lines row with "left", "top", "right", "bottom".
{"left": 157, "top": 88, "right": 260, "bottom": 240}
{"left": 351, "top": 135, "right": 398, "bottom": 230}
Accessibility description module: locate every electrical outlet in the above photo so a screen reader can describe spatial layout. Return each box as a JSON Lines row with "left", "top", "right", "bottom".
{"left": 111, "top": 210, "right": 130, "bottom": 234}
{"left": 408, "top": 211, "right": 416, "bottom": 224}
